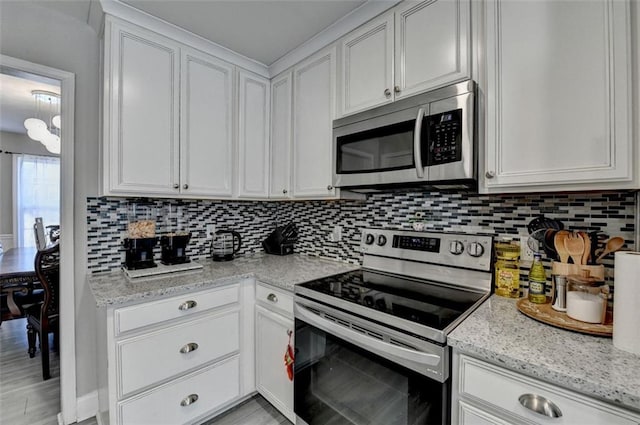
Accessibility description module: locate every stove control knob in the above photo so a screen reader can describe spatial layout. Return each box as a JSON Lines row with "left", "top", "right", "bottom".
{"left": 377, "top": 235, "right": 387, "bottom": 246}
{"left": 365, "top": 234, "right": 375, "bottom": 245}
{"left": 449, "top": 240, "right": 464, "bottom": 255}
{"left": 468, "top": 242, "right": 485, "bottom": 257}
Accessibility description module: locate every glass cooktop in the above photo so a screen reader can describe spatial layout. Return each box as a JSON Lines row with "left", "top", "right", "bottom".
{"left": 297, "top": 269, "right": 486, "bottom": 332}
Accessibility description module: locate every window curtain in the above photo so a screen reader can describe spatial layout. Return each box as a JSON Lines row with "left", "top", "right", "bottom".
{"left": 14, "top": 154, "right": 60, "bottom": 248}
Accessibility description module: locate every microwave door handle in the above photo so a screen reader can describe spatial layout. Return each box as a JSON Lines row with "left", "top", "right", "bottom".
{"left": 414, "top": 107, "right": 425, "bottom": 178}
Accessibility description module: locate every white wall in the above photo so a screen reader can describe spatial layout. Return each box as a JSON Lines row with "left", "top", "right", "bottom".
{"left": 0, "top": 0, "right": 100, "bottom": 401}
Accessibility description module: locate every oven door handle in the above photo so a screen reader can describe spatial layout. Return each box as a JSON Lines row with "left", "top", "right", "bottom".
{"left": 413, "top": 107, "right": 426, "bottom": 179}
{"left": 295, "top": 302, "right": 441, "bottom": 367}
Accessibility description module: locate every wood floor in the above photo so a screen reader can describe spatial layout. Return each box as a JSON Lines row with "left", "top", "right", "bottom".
{"left": 203, "top": 395, "right": 292, "bottom": 425}
{"left": 0, "top": 317, "right": 60, "bottom": 425}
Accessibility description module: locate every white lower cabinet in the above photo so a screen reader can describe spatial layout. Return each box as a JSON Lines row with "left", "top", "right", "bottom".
{"left": 255, "top": 283, "right": 295, "bottom": 422}
{"left": 452, "top": 352, "right": 640, "bottom": 425}
{"left": 97, "top": 282, "right": 253, "bottom": 425}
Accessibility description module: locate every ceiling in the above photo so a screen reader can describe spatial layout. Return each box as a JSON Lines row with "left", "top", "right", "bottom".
{"left": 0, "top": 73, "right": 61, "bottom": 135}
{"left": 120, "top": 0, "right": 368, "bottom": 65}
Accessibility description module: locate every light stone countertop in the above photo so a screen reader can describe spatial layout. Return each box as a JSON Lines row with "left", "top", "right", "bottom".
{"left": 88, "top": 253, "right": 360, "bottom": 307}
{"left": 449, "top": 295, "right": 640, "bottom": 412}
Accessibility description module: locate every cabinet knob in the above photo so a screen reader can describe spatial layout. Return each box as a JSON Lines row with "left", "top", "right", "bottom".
{"left": 180, "top": 394, "right": 199, "bottom": 407}
{"left": 485, "top": 171, "right": 496, "bottom": 179}
{"left": 178, "top": 300, "right": 197, "bottom": 311}
{"left": 283, "top": 189, "right": 288, "bottom": 194}
{"left": 173, "top": 184, "right": 179, "bottom": 189}
{"left": 518, "top": 394, "right": 562, "bottom": 418}
{"left": 327, "top": 185, "right": 333, "bottom": 191}
{"left": 267, "top": 293, "right": 278, "bottom": 303}
{"left": 394, "top": 86, "right": 401, "bottom": 94}
{"left": 384, "top": 88, "right": 391, "bottom": 97}
{"left": 179, "top": 342, "right": 199, "bottom": 354}
{"left": 183, "top": 183, "right": 189, "bottom": 189}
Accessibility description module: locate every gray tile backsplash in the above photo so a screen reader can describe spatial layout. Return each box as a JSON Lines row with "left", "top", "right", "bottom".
{"left": 87, "top": 191, "right": 636, "bottom": 286}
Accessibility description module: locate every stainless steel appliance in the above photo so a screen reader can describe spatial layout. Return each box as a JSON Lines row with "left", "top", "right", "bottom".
{"left": 294, "top": 228, "right": 493, "bottom": 425}
{"left": 333, "top": 80, "right": 476, "bottom": 191}
{"left": 211, "top": 229, "right": 242, "bottom": 261}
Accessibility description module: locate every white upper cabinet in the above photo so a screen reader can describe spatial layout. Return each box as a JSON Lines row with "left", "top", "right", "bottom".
{"left": 340, "top": 14, "right": 394, "bottom": 116}
{"left": 338, "top": 0, "right": 471, "bottom": 117}
{"left": 237, "top": 70, "right": 270, "bottom": 198}
{"left": 482, "top": 0, "right": 635, "bottom": 192}
{"left": 104, "top": 18, "right": 181, "bottom": 195}
{"left": 181, "top": 47, "right": 234, "bottom": 197}
{"left": 394, "top": 0, "right": 470, "bottom": 100}
{"left": 104, "top": 17, "right": 237, "bottom": 198}
{"left": 293, "top": 46, "right": 338, "bottom": 198}
{"left": 269, "top": 71, "right": 293, "bottom": 199}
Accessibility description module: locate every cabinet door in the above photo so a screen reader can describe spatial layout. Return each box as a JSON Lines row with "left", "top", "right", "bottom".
{"left": 180, "top": 48, "right": 234, "bottom": 197}
{"left": 394, "top": 0, "right": 470, "bottom": 99}
{"left": 457, "top": 400, "right": 513, "bottom": 425}
{"left": 483, "top": 0, "right": 633, "bottom": 191}
{"left": 237, "top": 70, "right": 270, "bottom": 198}
{"left": 105, "top": 18, "right": 180, "bottom": 195}
{"left": 269, "top": 71, "right": 293, "bottom": 199}
{"left": 293, "top": 46, "right": 337, "bottom": 198}
{"left": 255, "top": 305, "right": 294, "bottom": 422}
{"left": 339, "top": 13, "right": 394, "bottom": 117}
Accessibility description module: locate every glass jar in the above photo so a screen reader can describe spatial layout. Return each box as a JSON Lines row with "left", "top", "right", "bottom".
{"left": 566, "top": 273, "right": 607, "bottom": 323}
{"left": 494, "top": 241, "right": 520, "bottom": 298}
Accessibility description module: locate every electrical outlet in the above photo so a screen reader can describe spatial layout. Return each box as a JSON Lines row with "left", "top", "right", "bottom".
{"left": 329, "top": 225, "right": 342, "bottom": 242}
{"left": 520, "top": 236, "right": 535, "bottom": 261}
{"left": 206, "top": 224, "right": 216, "bottom": 238}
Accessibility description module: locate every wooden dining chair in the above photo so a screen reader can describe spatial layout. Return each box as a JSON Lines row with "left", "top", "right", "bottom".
{"left": 25, "top": 243, "right": 60, "bottom": 380}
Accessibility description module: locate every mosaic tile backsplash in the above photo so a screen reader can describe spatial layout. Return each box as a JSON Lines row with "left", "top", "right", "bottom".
{"left": 87, "top": 191, "right": 636, "bottom": 289}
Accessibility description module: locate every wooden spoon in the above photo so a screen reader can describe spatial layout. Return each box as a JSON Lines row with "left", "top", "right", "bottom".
{"left": 554, "top": 230, "right": 570, "bottom": 263}
{"left": 579, "top": 231, "right": 591, "bottom": 265}
{"left": 564, "top": 232, "right": 585, "bottom": 265}
{"left": 595, "top": 236, "right": 625, "bottom": 263}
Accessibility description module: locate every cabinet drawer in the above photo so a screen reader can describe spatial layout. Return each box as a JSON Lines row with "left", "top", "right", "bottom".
{"left": 115, "top": 284, "right": 239, "bottom": 335}
{"left": 118, "top": 356, "right": 240, "bottom": 425}
{"left": 117, "top": 309, "right": 239, "bottom": 397}
{"left": 256, "top": 282, "right": 293, "bottom": 317}
{"left": 458, "top": 355, "right": 640, "bottom": 425}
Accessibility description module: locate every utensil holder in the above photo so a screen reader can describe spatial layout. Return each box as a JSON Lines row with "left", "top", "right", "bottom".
{"left": 551, "top": 262, "right": 605, "bottom": 280}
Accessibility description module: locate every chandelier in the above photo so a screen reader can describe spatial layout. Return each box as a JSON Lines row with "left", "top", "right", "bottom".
{"left": 23, "top": 90, "right": 61, "bottom": 154}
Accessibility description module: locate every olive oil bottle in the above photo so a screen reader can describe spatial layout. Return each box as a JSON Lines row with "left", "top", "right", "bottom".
{"left": 528, "top": 253, "right": 547, "bottom": 304}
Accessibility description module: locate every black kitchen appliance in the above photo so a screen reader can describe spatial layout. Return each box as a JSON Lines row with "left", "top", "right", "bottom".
{"left": 294, "top": 228, "right": 493, "bottom": 425}
{"left": 123, "top": 237, "right": 158, "bottom": 270}
{"left": 160, "top": 232, "right": 192, "bottom": 265}
{"left": 263, "top": 223, "right": 298, "bottom": 255}
{"left": 211, "top": 229, "right": 242, "bottom": 261}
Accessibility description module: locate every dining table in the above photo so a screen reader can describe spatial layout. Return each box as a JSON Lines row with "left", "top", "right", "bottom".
{"left": 0, "top": 246, "right": 40, "bottom": 323}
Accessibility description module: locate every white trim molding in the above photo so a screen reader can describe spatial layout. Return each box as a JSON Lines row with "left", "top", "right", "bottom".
{"left": 0, "top": 54, "right": 77, "bottom": 425}
{"left": 0, "top": 234, "right": 14, "bottom": 251}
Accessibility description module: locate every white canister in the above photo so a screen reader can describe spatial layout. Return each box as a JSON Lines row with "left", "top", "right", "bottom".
{"left": 566, "top": 273, "right": 607, "bottom": 324}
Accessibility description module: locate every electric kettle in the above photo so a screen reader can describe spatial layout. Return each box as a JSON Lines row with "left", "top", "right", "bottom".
{"left": 211, "top": 229, "right": 242, "bottom": 261}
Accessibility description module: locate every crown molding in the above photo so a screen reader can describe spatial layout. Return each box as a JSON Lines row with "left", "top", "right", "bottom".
{"left": 99, "top": 0, "right": 270, "bottom": 78}
{"left": 268, "top": 0, "right": 401, "bottom": 77}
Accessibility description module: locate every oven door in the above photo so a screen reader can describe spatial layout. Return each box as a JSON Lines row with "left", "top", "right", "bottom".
{"left": 294, "top": 299, "right": 449, "bottom": 425}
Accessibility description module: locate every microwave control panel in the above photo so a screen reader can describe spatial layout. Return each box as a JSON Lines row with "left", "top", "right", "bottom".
{"left": 427, "top": 108, "right": 462, "bottom": 165}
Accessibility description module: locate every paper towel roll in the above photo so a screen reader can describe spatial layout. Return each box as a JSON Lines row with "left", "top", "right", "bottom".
{"left": 613, "top": 251, "right": 640, "bottom": 355}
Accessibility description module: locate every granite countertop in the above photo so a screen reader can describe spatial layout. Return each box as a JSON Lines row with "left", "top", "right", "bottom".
{"left": 449, "top": 295, "right": 640, "bottom": 412}
{"left": 88, "top": 253, "right": 360, "bottom": 307}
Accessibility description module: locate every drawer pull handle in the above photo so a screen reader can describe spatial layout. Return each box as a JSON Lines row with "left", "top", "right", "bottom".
{"left": 179, "top": 342, "right": 199, "bottom": 354}
{"left": 267, "top": 293, "right": 278, "bottom": 303}
{"left": 518, "top": 394, "right": 562, "bottom": 418}
{"left": 178, "top": 300, "right": 197, "bottom": 311}
{"left": 180, "top": 394, "right": 199, "bottom": 407}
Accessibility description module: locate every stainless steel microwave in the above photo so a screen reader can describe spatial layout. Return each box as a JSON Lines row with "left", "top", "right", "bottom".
{"left": 333, "top": 80, "right": 476, "bottom": 191}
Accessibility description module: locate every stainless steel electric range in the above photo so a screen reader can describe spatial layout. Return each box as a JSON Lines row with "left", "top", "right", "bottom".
{"left": 293, "top": 228, "right": 493, "bottom": 425}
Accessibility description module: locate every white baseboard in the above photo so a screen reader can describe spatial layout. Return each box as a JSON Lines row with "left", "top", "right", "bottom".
{"left": 0, "top": 234, "right": 14, "bottom": 251}
{"left": 57, "top": 412, "right": 64, "bottom": 425}
{"left": 76, "top": 390, "right": 99, "bottom": 423}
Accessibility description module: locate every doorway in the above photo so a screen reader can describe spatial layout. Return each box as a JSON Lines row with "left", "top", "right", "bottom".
{"left": 0, "top": 54, "right": 76, "bottom": 424}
